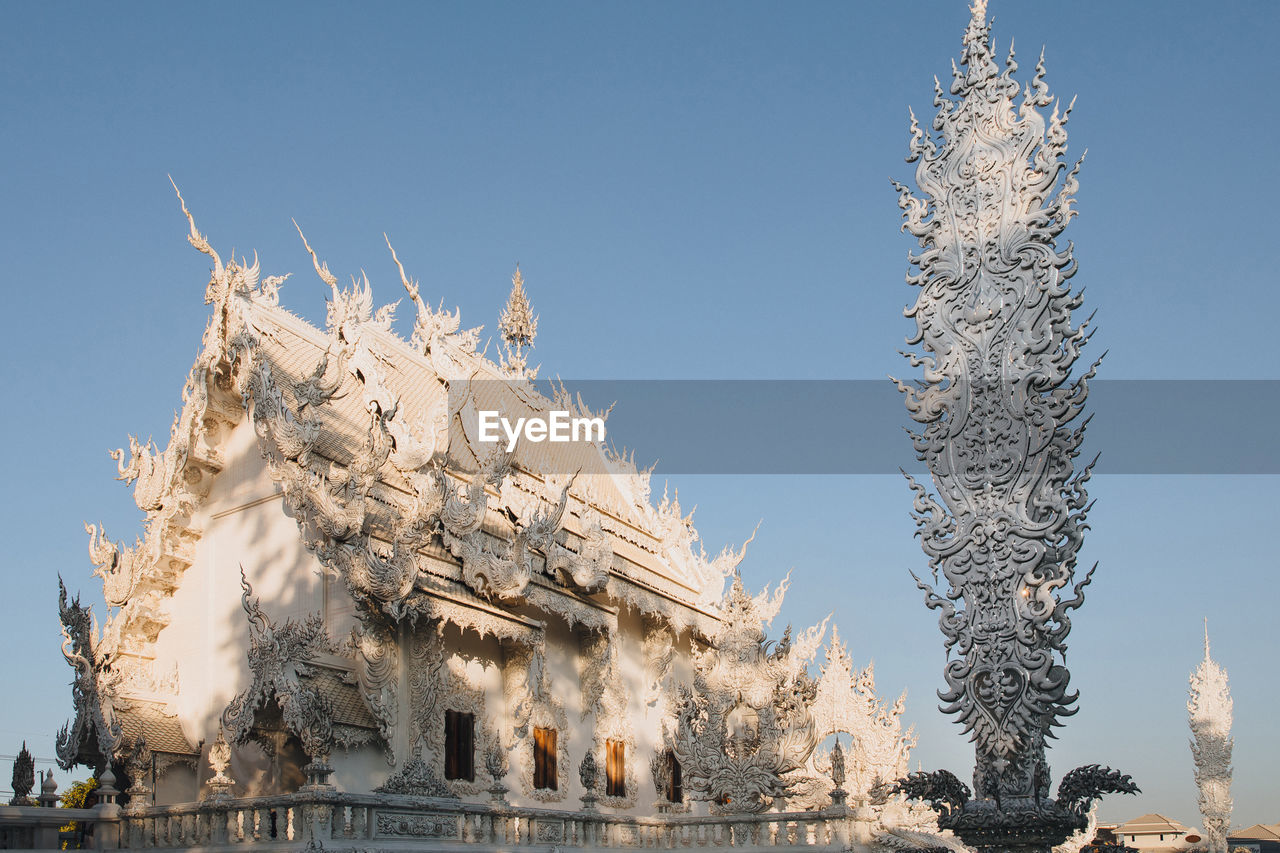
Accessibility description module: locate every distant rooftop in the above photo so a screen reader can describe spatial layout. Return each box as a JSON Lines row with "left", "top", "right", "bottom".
{"left": 1231, "top": 825, "right": 1280, "bottom": 842}
{"left": 1115, "top": 814, "right": 1191, "bottom": 835}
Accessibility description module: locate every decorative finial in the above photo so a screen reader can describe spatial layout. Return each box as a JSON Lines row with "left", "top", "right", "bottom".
{"left": 1204, "top": 617, "right": 1211, "bottom": 661}
{"left": 10, "top": 741, "right": 34, "bottom": 805}
{"left": 499, "top": 265, "right": 538, "bottom": 379}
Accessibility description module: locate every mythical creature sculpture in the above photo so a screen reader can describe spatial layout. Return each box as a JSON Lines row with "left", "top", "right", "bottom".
{"left": 221, "top": 570, "right": 339, "bottom": 787}
{"left": 385, "top": 235, "right": 481, "bottom": 357}
{"left": 667, "top": 574, "right": 820, "bottom": 814}
{"left": 892, "top": 3, "right": 1132, "bottom": 850}
{"left": 84, "top": 523, "right": 144, "bottom": 608}
{"left": 56, "top": 578, "right": 123, "bottom": 771}
{"left": 1189, "top": 624, "right": 1233, "bottom": 853}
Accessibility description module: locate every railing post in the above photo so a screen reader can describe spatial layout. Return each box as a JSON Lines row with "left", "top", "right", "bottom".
{"left": 301, "top": 799, "right": 332, "bottom": 844}
{"left": 93, "top": 768, "right": 122, "bottom": 850}
{"left": 206, "top": 805, "right": 228, "bottom": 846}
{"left": 851, "top": 801, "right": 875, "bottom": 846}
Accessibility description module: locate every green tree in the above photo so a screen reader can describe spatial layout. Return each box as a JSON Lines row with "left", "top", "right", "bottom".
{"left": 58, "top": 777, "right": 98, "bottom": 848}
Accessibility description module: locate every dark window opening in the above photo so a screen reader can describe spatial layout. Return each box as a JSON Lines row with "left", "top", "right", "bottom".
{"left": 664, "top": 749, "right": 683, "bottom": 803}
{"left": 444, "top": 710, "right": 475, "bottom": 782}
{"left": 534, "top": 727, "right": 558, "bottom": 790}
{"left": 606, "top": 739, "right": 626, "bottom": 797}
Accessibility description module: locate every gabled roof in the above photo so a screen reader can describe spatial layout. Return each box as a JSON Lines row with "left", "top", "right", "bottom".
{"left": 1114, "top": 814, "right": 1190, "bottom": 835}
{"left": 1231, "top": 825, "right": 1280, "bottom": 842}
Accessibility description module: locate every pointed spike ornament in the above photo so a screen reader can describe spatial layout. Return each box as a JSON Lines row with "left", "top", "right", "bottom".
{"left": 893, "top": 4, "right": 1132, "bottom": 852}
{"left": 499, "top": 265, "right": 539, "bottom": 379}
{"left": 1189, "top": 621, "right": 1233, "bottom": 853}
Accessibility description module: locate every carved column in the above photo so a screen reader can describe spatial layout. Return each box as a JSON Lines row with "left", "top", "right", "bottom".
{"left": 893, "top": 3, "right": 1135, "bottom": 852}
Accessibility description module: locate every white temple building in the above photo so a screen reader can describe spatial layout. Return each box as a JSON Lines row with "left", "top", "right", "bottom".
{"left": 52, "top": 189, "right": 935, "bottom": 848}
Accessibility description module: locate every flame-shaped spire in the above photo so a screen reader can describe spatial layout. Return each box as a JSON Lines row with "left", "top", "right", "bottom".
{"left": 1189, "top": 621, "right": 1233, "bottom": 853}
{"left": 892, "top": 2, "right": 1118, "bottom": 847}
{"left": 499, "top": 265, "right": 538, "bottom": 379}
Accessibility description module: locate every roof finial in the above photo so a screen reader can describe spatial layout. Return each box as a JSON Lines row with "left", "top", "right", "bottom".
{"left": 1204, "top": 617, "right": 1211, "bottom": 661}
{"left": 499, "top": 265, "right": 538, "bottom": 379}
{"left": 960, "top": 0, "right": 997, "bottom": 87}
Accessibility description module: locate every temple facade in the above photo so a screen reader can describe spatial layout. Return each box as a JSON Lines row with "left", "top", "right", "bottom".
{"left": 55, "top": 192, "right": 925, "bottom": 837}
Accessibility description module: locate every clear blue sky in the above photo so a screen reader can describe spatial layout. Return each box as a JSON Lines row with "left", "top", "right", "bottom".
{"left": 3, "top": 0, "right": 1277, "bottom": 828}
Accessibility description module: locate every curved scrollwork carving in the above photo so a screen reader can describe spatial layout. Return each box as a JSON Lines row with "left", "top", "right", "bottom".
{"left": 667, "top": 574, "right": 819, "bottom": 814}
{"left": 1055, "top": 766, "right": 1139, "bottom": 818}
{"left": 221, "top": 570, "right": 339, "bottom": 771}
{"left": 893, "top": 2, "right": 1111, "bottom": 833}
{"left": 893, "top": 770, "right": 971, "bottom": 817}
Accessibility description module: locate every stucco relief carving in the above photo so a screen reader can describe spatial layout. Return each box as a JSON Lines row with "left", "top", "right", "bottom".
{"left": 667, "top": 574, "right": 820, "bottom": 814}
{"left": 503, "top": 641, "right": 568, "bottom": 803}
{"left": 406, "top": 624, "right": 500, "bottom": 797}
{"left": 579, "top": 630, "right": 611, "bottom": 721}
{"left": 221, "top": 570, "right": 343, "bottom": 777}
{"left": 375, "top": 811, "right": 461, "bottom": 839}
{"left": 790, "top": 627, "right": 916, "bottom": 811}
{"left": 351, "top": 616, "right": 398, "bottom": 763}
{"left": 581, "top": 632, "right": 637, "bottom": 809}
{"left": 642, "top": 617, "right": 676, "bottom": 708}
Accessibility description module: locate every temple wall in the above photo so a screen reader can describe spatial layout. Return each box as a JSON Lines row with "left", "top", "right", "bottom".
{"left": 139, "top": 412, "right": 705, "bottom": 808}
{"left": 156, "top": 415, "right": 325, "bottom": 795}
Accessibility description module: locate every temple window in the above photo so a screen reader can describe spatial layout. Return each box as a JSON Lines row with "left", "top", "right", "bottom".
{"left": 606, "top": 738, "right": 626, "bottom": 797}
{"left": 444, "top": 710, "right": 475, "bottom": 781}
{"left": 664, "top": 749, "right": 683, "bottom": 803}
{"left": 533, "top": 727, "right": 558, "bottom": 790}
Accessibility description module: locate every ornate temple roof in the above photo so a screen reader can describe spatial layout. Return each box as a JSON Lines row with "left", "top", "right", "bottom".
{"left": 58, "top": 187, "right": 759, "bottom": 771}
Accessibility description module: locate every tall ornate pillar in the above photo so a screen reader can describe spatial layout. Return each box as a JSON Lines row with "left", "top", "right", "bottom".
{"left": 892, "top": 4, "right": 1135, "bottom": 852}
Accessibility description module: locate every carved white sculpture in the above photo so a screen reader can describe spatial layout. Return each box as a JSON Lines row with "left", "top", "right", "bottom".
{"left": 499, "top": 266, "right": 538, "bottom": 379}
{"left": 1189, "top": 623, "right": 1233, "bottom": 853}
{"left": 667, "top": 573, "right": 821, "bottom": 814}
{"left": 800, "top": 627, "right": 916, "bottom": 809}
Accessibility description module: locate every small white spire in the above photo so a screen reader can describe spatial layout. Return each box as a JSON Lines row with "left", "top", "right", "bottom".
{"left": 499, "top": 265, "right": 538, "bottom": 379}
